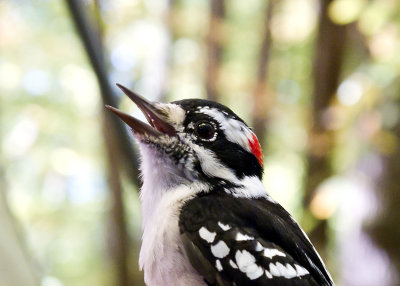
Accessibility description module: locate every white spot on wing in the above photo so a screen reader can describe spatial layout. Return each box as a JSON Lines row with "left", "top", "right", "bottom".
{"left": 276, "top": 262, "right": 287, "bottom": 277}
{"left": 229, "top": 259, "right": 238, "bottom": 269}
{"left": 255, "top": 242, "right": 263, "bottom": 251}
{"left": 263, "top": 248, "right": 286, "bottom": 259}
{"left": 211, "top": 241, "right": 230, "bottom": 258}
{"left": 269, "top": 263, "right": 280, "bottom": 277}
{"left": 235, "top": 250, "right": 263, "bottom": 280}
{"left": 236, "top": 232, "right": 254, "bottom": 241}
{"left": 274, "top": 262, "right": 298, "bottom": 278}
{"left": 265, "top": 269, "right": 273, "bottom": 279}
{"left": 246, "top": 263, "right": 264, "bottom": 280}
{"left": 294, "top": 264, "right": 310, "bottom": 276}
{"left": 218, "top": 221, "right": 231, "bottom": 231}
{"left": 284, "top": 264, "right": 297, "bottom": 278}
{"left": 235, "top": 250, "right": 255, "bottom": 270}
{"left": 199, "top": 227, "right": 216, "bottom": 243}
{"left": 216, "top": 259, "right": 223, "bottom": 271}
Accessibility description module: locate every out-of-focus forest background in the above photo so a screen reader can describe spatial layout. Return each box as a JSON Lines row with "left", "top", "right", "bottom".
{"left": 1, "top": 0, "right": 400, "bottom": 285}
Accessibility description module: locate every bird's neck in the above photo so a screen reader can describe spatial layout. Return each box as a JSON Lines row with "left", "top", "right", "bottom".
{"left": 138, "top": 143, "right": 203, "bottom": 227}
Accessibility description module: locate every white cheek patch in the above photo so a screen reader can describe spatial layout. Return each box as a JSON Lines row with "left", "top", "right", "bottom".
{"left": 226, "top": 176, "right": 270, "bottom": 199}
{"left": 155, "top": 103, "right": 186, "bottom": 128}
{"left": 197, "top": 107, "right": 253, "bottom": 152}
{"left": 190, "top": 143, "right": 240, "bottom": 184}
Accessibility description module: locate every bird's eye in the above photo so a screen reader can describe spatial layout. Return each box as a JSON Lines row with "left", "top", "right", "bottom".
{"left": 194, "top": 122, "right": 216, "bottom": 140}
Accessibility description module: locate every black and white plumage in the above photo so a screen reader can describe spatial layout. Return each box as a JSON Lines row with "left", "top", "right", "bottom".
{"left": 107, "top": 84, "right": 335, "bottom": 286}
{"left": 180, "top": 194, "right": 330, "bottom": 286}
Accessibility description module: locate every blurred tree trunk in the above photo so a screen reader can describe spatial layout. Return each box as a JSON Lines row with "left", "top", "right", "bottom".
{"left": 103, "top": 113, "right": 132, "bottom": 286}
{"left": 65, "top": 0, "right": 140, "bottom": 187}
{"left": 370, "top": 95, "right": 400, "bottom": 277}
{"left": 206, "top": 0, "right": 225, "bottom": 101}
{"left": 65, "top": 1, "right": 139, "bottom": 285}
{"left": 0, "top": 190, "right": 38, "bottom": 286}
{"left": 305, "top": 0, "right": 347, "bottom": 253}
{"left": 251, "top": 0, "right": 275, "bottom": 144}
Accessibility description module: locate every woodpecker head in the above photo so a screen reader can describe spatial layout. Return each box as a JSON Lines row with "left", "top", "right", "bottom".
{"left": 107, "top": 84, "right": 264, "bottom": 192}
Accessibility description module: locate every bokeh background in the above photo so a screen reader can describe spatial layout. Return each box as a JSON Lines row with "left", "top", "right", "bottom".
{"left": 1, "top": 0, "right": 400, "bottom": 285}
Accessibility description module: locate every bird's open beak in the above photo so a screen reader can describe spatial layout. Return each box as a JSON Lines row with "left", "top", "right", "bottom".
{"left": 106, "top": 84, "right": 177, "bottom": 137}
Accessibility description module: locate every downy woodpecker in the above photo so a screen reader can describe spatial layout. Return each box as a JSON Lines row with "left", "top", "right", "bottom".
{"left": 107, "top": 84, "right": 334, "bottom": 286}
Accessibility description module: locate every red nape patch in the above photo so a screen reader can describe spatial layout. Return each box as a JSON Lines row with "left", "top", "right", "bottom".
{"left": 248, "top": 133, "right": 264, "bottom": 167}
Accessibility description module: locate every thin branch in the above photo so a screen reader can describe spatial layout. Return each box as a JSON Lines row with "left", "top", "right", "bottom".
{"left": 65, "top": 0, "right": 140, "bottom": 187}
{"left": 65, "top": 2, "right": 139, "bottom": 285}
{"left": 103, "top": 113, "right": 132, "bottom": 286}
{"left": 206, "top": 0, "right": 225, "bottom": 101}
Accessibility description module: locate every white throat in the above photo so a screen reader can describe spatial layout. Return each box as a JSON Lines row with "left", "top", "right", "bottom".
{"left": 138, "top": 143, "right": 209, "bottom": 285}
{"left": 138, "top": 142, "right": 192, "bottom": 226}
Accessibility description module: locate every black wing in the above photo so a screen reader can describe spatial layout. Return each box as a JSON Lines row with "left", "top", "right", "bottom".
{"left": 179, "top": 193, "right": 334, "bottom": 286}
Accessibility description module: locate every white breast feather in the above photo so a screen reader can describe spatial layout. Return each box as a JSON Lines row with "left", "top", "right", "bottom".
{"left": 139, "top": 184, "right": 208, "bottom": 286}
{"left": 138, "top": 142, "right": 208, "bottom": 286}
